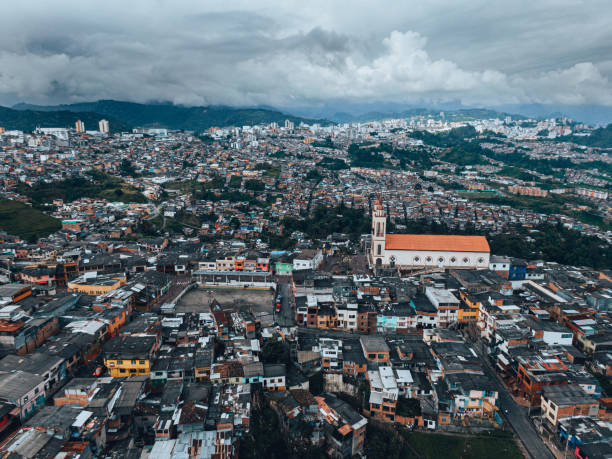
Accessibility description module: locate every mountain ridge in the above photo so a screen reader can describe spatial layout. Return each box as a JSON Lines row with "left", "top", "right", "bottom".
{"left": 0, "top": 106, "right": 131, "bottom": 133}
{"left": 10, "top": 100, "right": 330, "bottom": 132}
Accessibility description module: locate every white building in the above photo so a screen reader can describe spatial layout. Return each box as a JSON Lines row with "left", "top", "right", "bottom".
{"left": 293, "top": 249, "right": 324, "bottom": 271}
{"left": 99, "top": 119, "right": 110, "bottom": 134}
{"left": 369, "top": 200, "right": 490, "bottom": 270}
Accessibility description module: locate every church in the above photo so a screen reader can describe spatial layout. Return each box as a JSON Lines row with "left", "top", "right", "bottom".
{"left": 369, "top": 200, "right": 490, "bottom": 270}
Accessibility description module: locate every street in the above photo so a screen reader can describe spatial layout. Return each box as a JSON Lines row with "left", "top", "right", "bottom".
{"left": 473, "top": 344, "right": 554, "bottom": 459}
{"left": 275, "top": 278, "right": 296, "bottom": 327}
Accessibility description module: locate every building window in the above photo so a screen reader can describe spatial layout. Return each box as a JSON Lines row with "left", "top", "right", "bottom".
{"left": 438, "top": 257, "right": 444, "bottom": 263}
{"left": 478, "top": 257, "right": 485, "bottom": 264}
{"left": 450, "top": 257, "right": 457, "bottom": 263}
{"left": 377, "top": 244, "right": 382, "bottom": 256}
{"left": 413, "top": 256, "right": 420, "bottom": 263}
{"left": 463, "top": 257, "right": 469, "bottom": 264}
{"left": 425, "top": 256, "right": 432, "bottom": 263}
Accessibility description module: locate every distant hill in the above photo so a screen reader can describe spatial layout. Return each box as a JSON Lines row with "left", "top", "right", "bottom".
{"left": 0, "top": 106, "right": 130, "bottom": 133}
{"left": 0, "top": 199, "right": 61, "bottom": 241}
{"left": 314, "top": 107, "right": 525, "bottom": 123}
{"left": 12, "top": 100, "right": 329, "bottom": 132}
{"left": 494, "top": 104, "right": 612, "bottom": 126}
{"left": 560, "top": 123, "right": 612, "bottom": 148}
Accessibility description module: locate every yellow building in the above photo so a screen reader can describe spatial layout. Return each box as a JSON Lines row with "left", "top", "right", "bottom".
{"left": 67, "top": 273, "right": 126, "bottom": 296}
{"left": 103, "top": 335, "right": 157, "bottom": 377}
{"left": 458, "top": 291, "right": 481, "bottom": 324}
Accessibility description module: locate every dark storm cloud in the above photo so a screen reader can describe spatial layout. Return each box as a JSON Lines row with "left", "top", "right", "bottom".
{"left": 0, "top": 0, "right": 610, "bottom": 107}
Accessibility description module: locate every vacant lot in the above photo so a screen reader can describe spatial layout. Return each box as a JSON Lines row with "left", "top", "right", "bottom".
{"left": 176, "top": 288, "right": 275, "bottom": 314}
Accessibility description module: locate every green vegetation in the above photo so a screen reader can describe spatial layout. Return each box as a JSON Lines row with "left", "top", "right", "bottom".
{"left": 348, "top": 143, "right": 433, "bottom": 169}
{"left": 409, "top": 126, "right": 488, "bottom": 166}
{"left": 0, "top": 105, "right": 130, "bottom": 133}
{"left": 407, "top": 431, "right": 523, "bottom": 459}
{"left": 440, "top": 146, "right": 485, "bottom": 165}
{"left": 365, "top": 423, "right": 523, "bottom": 459}
{"left": 305, "top": 169, "right": 323, "bottom": 181}
{"left": 410, "top": 125, "right": 479, "bottom": 147}
{"left": 244, "top": 179, "right": 266, "bottom": 191}
{"left": 348, "top": 143, "right": 387, "bottom": 168}
{"left": 240, "top": 399, "right": 289, "bottom": 459}
{"left": 0, "top": 199, "right": 61, "bottom": 242}
{"left": 198, "top": 135, "right": 217, "bottom": 143}
{"left": 12, "top": 99, "right": 330, "bottom": 131}
{"left": 396, "top": 398, "right": 422, "bottom": 417}
{"left": 466, "top": 193, "right": 611, "bottom": 230}
{"left": 401, "top": 219, "right": 612, "bottom": 269}
{"left": 467, "top": 193, "right": 570, "bottom": 216}
{"left": 571, "top": 210, "right": 612, "bottom": 231}
{"left": 317, "top": 157, "right": 348, "bottom": 170}
{"left": 282, "top": 203, "right": 370, "bottom": 242}
{"left": 594, "top": 373, "right": 612, "bottom": 397}
{"left": 490, "top": 224, "right": 612, "bottom": 269}
{"left": 481, "top": 149, "right": 572, "bottom": 177}
{"left": 311, "top": 136, "right": 335, "bottom": 148}
{"left": 255, "top": 162, "right": 282, "bottom": 178}
{"left": 119, "top": 158, "right": 139, "bottom": 177}
{"left": 228, "top": 175, "right": 243, "bottom": 188}
{"left": 17, "top": 170, "right": 146, "bottom": 205}
{"left": 308, "top": 372, "right": 325, "bottom": 395}
{"left": 497, "top": 166, "right": 536, "bottom": 181}
{"left": 201, "top": 189, "right": 268, "bottom": 207}
{"left": 261, "top": 339, "right": 289, "bottom": 365}
{"left": 164, "top": 176, "right": 225, "bottom": 194}
{"left": 560, "top": 124, "right": 612, "bottom": 148}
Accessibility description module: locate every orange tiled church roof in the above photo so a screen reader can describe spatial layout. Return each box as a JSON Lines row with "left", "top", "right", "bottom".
{"left": 385, "top": 234, "right": 490, "bottom": 252}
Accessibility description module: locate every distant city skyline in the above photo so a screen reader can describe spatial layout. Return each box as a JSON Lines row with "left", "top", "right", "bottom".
{"left": 0, "top": 0, "right": 611, "bottom": 110}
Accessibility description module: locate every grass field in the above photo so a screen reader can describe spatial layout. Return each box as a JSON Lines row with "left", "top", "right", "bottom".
{"left": 366, "top": 423, "right": 524, "bottom": 459}
{"left": 407, "top": 431, "right": 524, "bottom": 459}
{"left": 0, "top": 199, "right": 61, "bottom": 241}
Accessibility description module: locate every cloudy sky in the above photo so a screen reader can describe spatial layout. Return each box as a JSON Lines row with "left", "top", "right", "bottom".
{"left": 1, "top": 0, "right": 611, "bottom": 109}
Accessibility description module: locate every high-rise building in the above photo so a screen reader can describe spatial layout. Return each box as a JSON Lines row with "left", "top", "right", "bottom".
{"left": 75, "top": 120, "right": 85, "bottom": 133}
{"left": 99, "top": 119, "right": 109, "bottom": 134}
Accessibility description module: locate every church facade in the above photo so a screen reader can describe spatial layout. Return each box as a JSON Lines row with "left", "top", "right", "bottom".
{"left": 369, "top": 201, "right": 490, "bottom": 270}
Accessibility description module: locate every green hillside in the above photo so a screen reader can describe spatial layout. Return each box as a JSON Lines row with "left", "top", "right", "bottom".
{"left": 562, "top": 124, "right": 612, "bottom": 148}
{"left": 0, "top": 106, "right": 130, "bottom": 133}
{"left": 12, "top": 100, "right": 330, "bottom": 132}
{"left": 0, "top": 199, "right": 61, "bottom": 241}
{"left": 16, "top": 170, "right": 146, "bottom": 205}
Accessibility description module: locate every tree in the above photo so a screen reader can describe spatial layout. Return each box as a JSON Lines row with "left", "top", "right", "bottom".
{"left": 261, "top": 339, "right": 288, "bottom": 364}
{"left": 309, "top": 371, "right": 325, "bottom": 395}
{"left": 119, "top": 158, "right": 138, "bottom": 177}
{"left": 305, "top": 169, "right": 322, "bottom": 181}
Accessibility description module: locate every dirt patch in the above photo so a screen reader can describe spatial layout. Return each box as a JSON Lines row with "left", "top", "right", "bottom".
{"left": 176, "top": 288, "right": 275, "bottom": 314}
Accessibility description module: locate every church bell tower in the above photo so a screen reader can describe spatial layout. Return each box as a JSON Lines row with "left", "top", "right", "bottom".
{"left": 371, "top": 197, "right": 386, "bottom": 265}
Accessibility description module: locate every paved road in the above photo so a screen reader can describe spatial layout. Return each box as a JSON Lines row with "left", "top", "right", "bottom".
{"left": 275, "top": 278, "right": 296, "bottom": 327}
{"left": 473, "top": 344, "right": 554, "bottom": 459}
